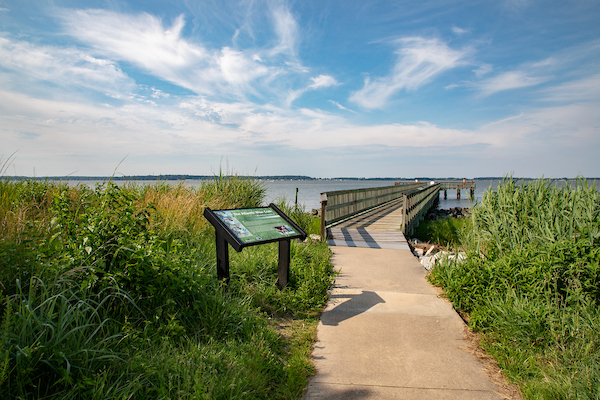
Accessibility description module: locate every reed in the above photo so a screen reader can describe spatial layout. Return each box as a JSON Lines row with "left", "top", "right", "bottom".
{"left": 429, "top": 177, "right": 600, "bottom": 398}
{"left": 0, "top": 176, "right": 333, "bottom": 399}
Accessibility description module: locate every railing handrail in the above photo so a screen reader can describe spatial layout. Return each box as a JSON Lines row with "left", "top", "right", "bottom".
{"left": 318, "top": 181, "right": 474, "bottom": 238}
{"left": 320, "top": 183, "right": 430, "bottom": 228}
{"left": 438, "top": 180, "right": 476, "bottom": 189}
{"left": 401, "top": 183, "right": 441, "bottom": 234}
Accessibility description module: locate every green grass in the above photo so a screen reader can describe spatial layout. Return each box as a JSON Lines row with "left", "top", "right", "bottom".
{"left": 428, "top": 177, "right": 600, "bottom": 399}
{"left": 411, "top": 216, "right": 469, "bottom": 248}
{"left": 0, "top": 176, "right": 334, "bottom": 399}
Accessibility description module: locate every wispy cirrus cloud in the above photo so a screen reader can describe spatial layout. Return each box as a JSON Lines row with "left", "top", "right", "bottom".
{"left": 59, "top": 10, "right": 215, "bottom": 91}
{"left": 58, "top": 9, "right": 288, "bottom": 99}
{"left": 269, "top": 4, "right": 300, "bottom": 58}
{"left": 538, "top": 73, "right": 600, "bottom": 103}
{"left": 451, "top": 25, "right": 469, "bottom": 35}
{"left": 350, "top": 37, "right": 470, "bottom": 109}
{"left": 477, "top": 70, "right": 548, "bottom": 96}
{"left": 329, "top": 100, "right": 356, "bottom": 113}
{"left": 286, "top": 74, "right": 337, "bottom": 106}
{"left": 0, "top": 36, "right": 135, "bottom": 97}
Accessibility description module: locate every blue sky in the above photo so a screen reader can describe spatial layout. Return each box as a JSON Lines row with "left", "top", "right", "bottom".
{"left": 1, "top": 0, "right": 599, "bottom": 178}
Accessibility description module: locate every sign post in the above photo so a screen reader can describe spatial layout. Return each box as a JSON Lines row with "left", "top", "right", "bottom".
{"left": 203, "top": 203, "right": 307, "bottom": 289}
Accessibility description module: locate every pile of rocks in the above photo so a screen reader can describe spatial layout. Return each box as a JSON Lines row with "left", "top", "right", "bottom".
{"left": 426, "top": 207, "right": 469, "bottom": 220}
{"left": 409, "top": 238, "right": 466, "bottom": 271}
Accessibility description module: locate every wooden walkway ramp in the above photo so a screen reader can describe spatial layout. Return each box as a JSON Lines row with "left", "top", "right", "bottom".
{"left": 326, "top": 198, "right": 410, "bottom": 250}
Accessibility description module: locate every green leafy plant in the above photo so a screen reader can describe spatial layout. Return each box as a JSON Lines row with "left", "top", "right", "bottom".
{"left": 428, "top": 177, "right": 600, "bottom": 398}
{"left": 0, "top": 176, "right": 334, "bottom": 399}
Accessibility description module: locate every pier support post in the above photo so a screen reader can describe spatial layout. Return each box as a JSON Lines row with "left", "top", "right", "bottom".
{"left": 320, "top": 194, "right": 327, "bottom": 240}
{"left": 470, "top": 189, "right": 474, "bottom": 200}
{"left": 457, "top": 189, "right": 461, "bottom": 200}
{"left": 444, "top": 189, "right": 447, "bottom": 199}
{"left": 401, "top": 194, "right": 408, "bottom": 234}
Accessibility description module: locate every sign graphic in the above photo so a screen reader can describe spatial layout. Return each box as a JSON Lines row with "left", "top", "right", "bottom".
{"left": 213, "top": 207, "right": 298, "bottom": 245}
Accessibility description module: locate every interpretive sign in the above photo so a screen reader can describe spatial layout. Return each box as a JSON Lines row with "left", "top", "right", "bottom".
{"left": 203, "top": 204, "right": 307, "bottom": 289}
{"left": 212, "top": 207, "right": 302, "bottom": 247}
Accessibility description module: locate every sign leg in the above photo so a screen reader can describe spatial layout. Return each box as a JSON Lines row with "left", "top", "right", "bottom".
{"left": 216, "top": 232, "right": 230, "bottom": 284}
{"left": 278, "top": 239, "right": 291, "bottom": 290}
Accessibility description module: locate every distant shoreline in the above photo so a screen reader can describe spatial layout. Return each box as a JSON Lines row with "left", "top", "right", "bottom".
{"left": 3, "top": 175, "right": 598, "bottom": 181}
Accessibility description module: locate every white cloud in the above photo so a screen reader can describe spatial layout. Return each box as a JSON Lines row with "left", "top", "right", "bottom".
{"left": 60, "top": 10, "right": 213, "bottom": 90}
{"left": 59, "top": 9, "right": 277, "bottom": 99}
{"left": 219, "top": 47, "right": 269, "bottom": 86}
{"left": 308, "top": 75, "right": 337, "bottom": 89}
{"left": 350, "top": 37, "right": 469, "bottom": 109}
{"left": 478, "top": 102, "right": 600, "bottom": 149}
{"left": 3, "top": 82, "right": 598, "bottom": 177}
{"left": 473, "top": 63, "right": 492, "bottom": 77}
{"left": 270, "top": 5, "right": 299, "bottom": 57}
{"left": 478, "top": 70, "right": 547, "bottom": 96}
{"left": 538, "top": 74, "right": 600, "bottom": 103}
{"left": 329, "top": 100, "right": 356, "bottom": 113}
{"left": 451, "top": 26, "right": 468, "bottom": 35}
{"left": 151, "top": 88, "right": 170, "bottom": 99}
{"left": 55, "top": 7, "right": 317, "bottom": 102}
{"left": 0, "top": 36, "right": 134, "bottom": 96}
{"left": 286, "top": 74, "right": 338, "bottom": 106}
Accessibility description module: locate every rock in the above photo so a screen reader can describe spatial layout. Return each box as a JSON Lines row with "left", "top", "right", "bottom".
{"left": 304, "top": 234, "right": 322, "bottom": 243}
{"left": 425, "top": 207, "right": 470, "bottom": 220}
{"left": 419, "top": 250, "right": 467, "bottom": 271}
{"left": 425, "top": 245, "right": 436, "bottom": 257}
{"left": 414, "top": 248, "right": 425, "bottom": 257}
{"left": 420, "top": 254, "right": 439, "bottom": 271}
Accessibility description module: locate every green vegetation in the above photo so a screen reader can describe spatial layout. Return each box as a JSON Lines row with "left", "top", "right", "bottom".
{"left": 412, "top": 216, "right": 469, "bottom": 248}
{"left": 428, "top": 177, "right": 600, "bottom": 398}
{"left": 0, "top": 176, "right": 334, "bottom": 399}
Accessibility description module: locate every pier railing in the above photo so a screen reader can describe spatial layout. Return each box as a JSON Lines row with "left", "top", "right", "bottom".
{"left": 401, "top": 183, "right": 441, "bottom": 235}
{"left": 438, "top": 180, "right": 476, "bottom": 200}
{"left": 320, "top": 182, "right": 440, "bottom": 236}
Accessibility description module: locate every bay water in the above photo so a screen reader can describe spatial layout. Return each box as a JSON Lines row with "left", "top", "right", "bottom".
{"left": 65, "top": 178, "right": 594, "bottom": 211}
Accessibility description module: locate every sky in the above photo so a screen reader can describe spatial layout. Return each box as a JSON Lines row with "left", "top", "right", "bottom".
{"left": 1, "top": 0, "right": 599, "bottom": 178}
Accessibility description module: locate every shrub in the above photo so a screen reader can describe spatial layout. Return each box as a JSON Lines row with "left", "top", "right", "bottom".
{"left": 429, "top": 177, "right": 600, "bottom": 398}
{"left": 0, "top": 177, "right": 334, "bottom": 399}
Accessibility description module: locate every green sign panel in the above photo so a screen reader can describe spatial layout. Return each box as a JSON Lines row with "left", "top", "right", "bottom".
{"left": 214, "top": 207, "right": 299, "bottom": 245}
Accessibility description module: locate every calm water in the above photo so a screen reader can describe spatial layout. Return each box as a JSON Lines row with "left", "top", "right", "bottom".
{"left": 259, "top": 179, "right": 498, "bottom": 211}
{"left": 65, "top": 178, "right": 595, "bottom": 211}
{"left": 259, "top": 178, "right": 596, "bottom": 210}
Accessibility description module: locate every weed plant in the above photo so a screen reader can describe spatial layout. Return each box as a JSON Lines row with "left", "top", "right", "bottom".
{"left": 429, "top": 177, "right": 600, "bottom": 398}
{"left": 0, "top": 176, "right": 334, "bottom": 399}
{"left": 412, "top": 216, "right": 469, "bottom": 248}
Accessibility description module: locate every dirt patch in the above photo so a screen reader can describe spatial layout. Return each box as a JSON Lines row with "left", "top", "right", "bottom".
{"left": 461, "top": 327, "right": 524, "bottom": 400}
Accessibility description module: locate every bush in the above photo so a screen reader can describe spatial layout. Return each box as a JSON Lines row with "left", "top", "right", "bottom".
{"left": 429, "top": 177, "right": 600, "bottom": 398}
{"left": 0, "top": 177, "right": 334, "bottom": 399}
{"left": 412, "top": 216, "right": 468, "bottom": 248}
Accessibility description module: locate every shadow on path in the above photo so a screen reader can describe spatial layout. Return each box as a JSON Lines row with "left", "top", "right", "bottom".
{"left": 321, "top": 290, "right": 385, "bottom": 326}
{"left": 305, "top": 385, "right": 372, "bottom": 399}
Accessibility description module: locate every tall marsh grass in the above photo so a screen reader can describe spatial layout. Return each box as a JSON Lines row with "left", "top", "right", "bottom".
{"left": 429, "top": 177, "right": 600, "bottom": 398}
{"left": 0, "top": 176, "right": 333, "bottom": 399}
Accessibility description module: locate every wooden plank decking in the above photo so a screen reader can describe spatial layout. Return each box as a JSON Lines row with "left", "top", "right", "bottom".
{"left": 327, "top": 198, "right": 410, "bottom": 250}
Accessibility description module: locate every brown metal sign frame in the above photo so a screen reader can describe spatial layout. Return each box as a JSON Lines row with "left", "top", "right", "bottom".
{"left": 203, "top": 203, "right": 307, "bottom": 289}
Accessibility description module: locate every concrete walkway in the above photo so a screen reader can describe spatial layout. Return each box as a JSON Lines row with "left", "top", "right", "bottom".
{"left": 304, "top": 246, "right": 505, "bottom": 400}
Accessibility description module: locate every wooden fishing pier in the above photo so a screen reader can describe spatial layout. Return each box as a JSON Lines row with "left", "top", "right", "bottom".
{"left": 319, "top": 180, "right": 475, "bottom": 242}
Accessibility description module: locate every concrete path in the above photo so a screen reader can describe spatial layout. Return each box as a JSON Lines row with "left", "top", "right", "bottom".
{"left": 304, "top": 246, "right": 505, "bottom": 400}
